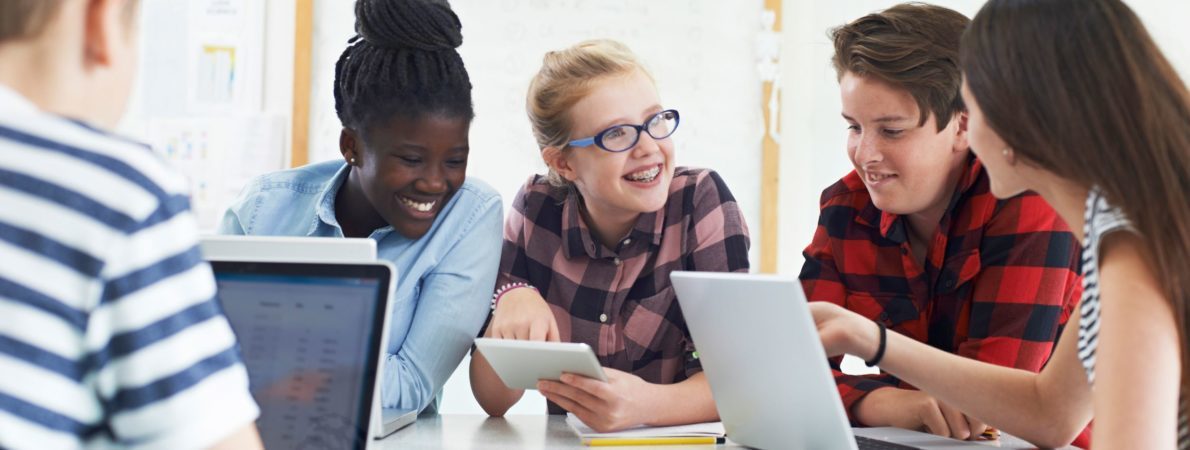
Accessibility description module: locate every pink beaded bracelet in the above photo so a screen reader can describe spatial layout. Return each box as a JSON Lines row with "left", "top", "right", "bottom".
{"left": 491, "top": 282, "right": 538, "bottom": 312}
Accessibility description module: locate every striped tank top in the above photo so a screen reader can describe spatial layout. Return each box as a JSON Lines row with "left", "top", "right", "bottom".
{"left": 1078, "top": 188, "right": 1188, "bottom": 448}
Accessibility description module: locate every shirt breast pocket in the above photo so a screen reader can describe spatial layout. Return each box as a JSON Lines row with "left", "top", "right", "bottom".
{"left": 938, "top": 249, "right": 981, "bottom": 296}
{"left": 843, "top": 291, "right": 918, "bottom": 327}
{"left": 621, "top": 287, "right": 677, "bottom": 363}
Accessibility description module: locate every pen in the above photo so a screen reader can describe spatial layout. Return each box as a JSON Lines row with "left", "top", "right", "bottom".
{"left": 584, "top": 436, "right": 725, "bottom": 446}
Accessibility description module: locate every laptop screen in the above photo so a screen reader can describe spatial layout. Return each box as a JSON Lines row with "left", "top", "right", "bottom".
{"left": 211, "top": 261, "right": 390, "bottom": 450}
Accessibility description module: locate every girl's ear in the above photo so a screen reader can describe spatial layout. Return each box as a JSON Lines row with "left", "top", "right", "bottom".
{"left": 340, "top": 128, "right": 360, "bottom": 166}
{"left": 542, "top": 146, "right": 579, "bottom": 182}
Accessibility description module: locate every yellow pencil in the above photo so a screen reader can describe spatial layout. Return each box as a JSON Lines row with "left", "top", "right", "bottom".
{"left": 584, "top": 436, "right": 723, "bottom": 446}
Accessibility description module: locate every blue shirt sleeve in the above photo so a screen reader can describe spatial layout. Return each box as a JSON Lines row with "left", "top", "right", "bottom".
{"left": 380, "top": 191, "right": 503, "bottom": 410}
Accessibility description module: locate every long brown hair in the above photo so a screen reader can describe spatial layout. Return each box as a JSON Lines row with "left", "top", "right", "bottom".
{"left": 962, "top": 0, "right": 1190, "bottom": 395}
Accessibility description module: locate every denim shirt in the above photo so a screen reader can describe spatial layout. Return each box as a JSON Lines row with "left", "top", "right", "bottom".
{"left": 218, "top": 160, "right": 502, "bottom": 412}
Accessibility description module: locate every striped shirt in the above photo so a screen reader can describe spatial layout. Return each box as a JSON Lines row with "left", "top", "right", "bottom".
{"left": 1078, "top": 188, "right": 1188, "bottom": 448}
{"left": 494, "top": 168, "right": 750, "bottom": 414}
{"left": 0, "top": 85, "right": 258, "bottom": 448}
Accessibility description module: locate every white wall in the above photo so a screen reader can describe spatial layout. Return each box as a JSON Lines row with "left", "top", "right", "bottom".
{"left": 263, "top": 0, "right": 296, "bottom": 159}
{"left": 774, "top": 0, "right": 1190, "bottom": 276}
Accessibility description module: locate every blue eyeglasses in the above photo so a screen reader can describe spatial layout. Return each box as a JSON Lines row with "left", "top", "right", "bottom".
{"left": 567, "top": 109, "right": 680, "bottom": 152}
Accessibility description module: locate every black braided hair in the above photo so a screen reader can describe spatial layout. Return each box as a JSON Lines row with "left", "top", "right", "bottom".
{"left": 333, "top": 0, "right": 472, "bottom": 131}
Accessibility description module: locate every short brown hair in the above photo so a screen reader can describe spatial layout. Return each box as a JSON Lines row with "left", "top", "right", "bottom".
{"left": 0, "top": 0, "right": 65, "bottom": 42}
{"left": 830, "top": 2, "right": 969, "bottom": 131}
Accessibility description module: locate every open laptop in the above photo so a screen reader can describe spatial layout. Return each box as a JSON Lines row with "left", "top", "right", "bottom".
{"left": 211, "top": 260, "right": 402, "bottom": 449}
{"left": 203, "top": 236, "right": 418, "bottom": 437}
{"left": 200, "top": 235, "right": 377, "bottom": 263}
{"left": 671, "top": 272, "right": 1046, "bottom": 450}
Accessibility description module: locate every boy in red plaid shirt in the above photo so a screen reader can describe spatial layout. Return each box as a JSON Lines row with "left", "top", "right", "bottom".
{"left": 799, "top": 3, "right": 1083, "bottom": 443}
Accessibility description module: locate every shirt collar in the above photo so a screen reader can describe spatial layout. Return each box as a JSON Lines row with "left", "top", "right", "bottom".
{"left": 0, "top": 84, "right": 41, "bottom": 116}
{"left": 309, "top": 162, "right": 396, "bottom": 238}
{"left": 561, "top": 192, "right": 664, "bottom": 260}
{"left": 0, "top": 83, "right": 148, "bottom": 150}
{"left": 875, "top": 155, "right": 984, "bottom": 242}
{"left": 311, "top": 163, "right": 350, "bottom": 235}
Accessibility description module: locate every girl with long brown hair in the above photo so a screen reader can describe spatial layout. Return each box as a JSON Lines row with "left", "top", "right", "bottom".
{"left": 810, "top": 0, "right": 1190, "bottom": 447}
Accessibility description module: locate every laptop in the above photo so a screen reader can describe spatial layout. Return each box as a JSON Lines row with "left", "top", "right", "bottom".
{"left": 671, "top": 271, "right": 1043, "bottom": 450}
{"left": 211, "top": 260, "right": 400, "bottom": 449}
{"left": 200, "top": 235, "right": 377, "bottom": 263}
{"left": 203, "top": 237, "right": 419, "bottom": 437}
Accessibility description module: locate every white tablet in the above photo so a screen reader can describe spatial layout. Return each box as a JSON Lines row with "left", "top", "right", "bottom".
{"left": 474, "top": 338, "right": 607, "bottom": 390}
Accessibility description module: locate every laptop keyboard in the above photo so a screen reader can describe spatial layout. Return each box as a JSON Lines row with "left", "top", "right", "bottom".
{"left": 855, "top": 436, "right": 921, "bottom": 450}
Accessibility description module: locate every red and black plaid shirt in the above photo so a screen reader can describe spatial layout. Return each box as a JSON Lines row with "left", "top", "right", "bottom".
{"left": 496, "top": 168, "right": 750, "bottom": 414}
{"left": 800, "top": 156, "right": 1082, "bottom": 425}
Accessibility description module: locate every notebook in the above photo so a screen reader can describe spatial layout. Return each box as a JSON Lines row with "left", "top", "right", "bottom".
{"left": 566, "top": 413, "right": 725, "bottom": 445}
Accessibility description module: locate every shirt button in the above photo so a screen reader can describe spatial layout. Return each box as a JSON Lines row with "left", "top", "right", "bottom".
{"left": 613, "top": 257, "right": 622, "bottom": 266}
{"left": 599, "top": 313, "right": 608, "bottom": 323}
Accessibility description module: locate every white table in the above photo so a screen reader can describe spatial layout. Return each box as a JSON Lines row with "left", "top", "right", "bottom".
{"left": 375, "top": 414, "right": 744, "bottom": 449}
{"left": 375, "top": 415, "right": 1066, "bottom": 449}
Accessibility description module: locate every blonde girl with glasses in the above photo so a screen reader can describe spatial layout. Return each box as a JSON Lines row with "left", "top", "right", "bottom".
{"left": 468, "top": 39, "right": 751, "bottom": 432}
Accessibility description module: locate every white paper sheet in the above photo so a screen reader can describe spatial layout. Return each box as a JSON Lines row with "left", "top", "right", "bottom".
{"left": 566, "top": 413, "right": 725, "bottom": 439}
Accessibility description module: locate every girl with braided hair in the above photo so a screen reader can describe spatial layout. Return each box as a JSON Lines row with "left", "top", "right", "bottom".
{"left": 219, "top": 0, "right": 501, "bottom": 413}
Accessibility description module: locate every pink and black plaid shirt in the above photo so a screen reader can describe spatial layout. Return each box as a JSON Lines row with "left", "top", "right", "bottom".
{"left": 494, "top": 167, "right": 750, "bottom": 414}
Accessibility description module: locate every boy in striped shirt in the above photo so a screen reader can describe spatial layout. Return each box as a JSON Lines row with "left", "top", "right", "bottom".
{"left": 0, "top": 1, "right": 261, "bottom": 448}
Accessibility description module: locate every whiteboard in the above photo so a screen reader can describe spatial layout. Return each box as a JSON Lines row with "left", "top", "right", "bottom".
{"left": 308, "top": 0, "right": 768, "bottom": 267}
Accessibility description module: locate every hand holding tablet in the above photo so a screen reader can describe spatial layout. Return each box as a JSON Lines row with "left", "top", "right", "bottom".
{"left": 474, "top": 338, "right": 607, "bottom": 390}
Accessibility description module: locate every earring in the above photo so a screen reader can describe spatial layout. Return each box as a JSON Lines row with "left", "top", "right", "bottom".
{"left": 349, "top": 157, "right": 356, "bottom": 165}
{"left": 1001, "top": 147, "right": 1017, "bottom": 166}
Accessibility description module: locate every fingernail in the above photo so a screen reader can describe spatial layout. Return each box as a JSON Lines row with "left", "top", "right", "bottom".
{"left": 560, "top": 374, "right": 572, "bottom": 383}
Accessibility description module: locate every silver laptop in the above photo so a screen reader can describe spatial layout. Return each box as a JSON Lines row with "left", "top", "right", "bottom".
{"left": 212, "top": 261, "right": 397, "bottom": 449}
{"left": 200, "top": 235, "right": 377, "bottom": 263}
{"left": 671, "top": 272, "right": 1046, "bottom": 450}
